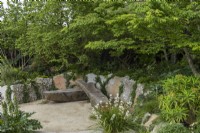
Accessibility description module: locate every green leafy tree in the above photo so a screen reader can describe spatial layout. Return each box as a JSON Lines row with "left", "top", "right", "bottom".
{"left": 1, "top": 0, "right": 200, "bottom": 76}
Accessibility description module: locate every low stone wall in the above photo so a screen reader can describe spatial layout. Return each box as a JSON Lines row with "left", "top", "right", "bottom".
{"left": 12, "top": 84, "right": 37, "bottom": 104}
{"left": 0, "top": 78, "right": 53, "bottom": 104}
{"left": 35, "top": 78, "right": 53, "bottom": 98}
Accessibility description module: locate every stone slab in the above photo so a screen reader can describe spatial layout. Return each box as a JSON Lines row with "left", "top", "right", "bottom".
{"left": 44, "top": 87, "right": 88, "bottom": 102}
{"left": 75, "top": 80, "right": 108, "bottom": 106}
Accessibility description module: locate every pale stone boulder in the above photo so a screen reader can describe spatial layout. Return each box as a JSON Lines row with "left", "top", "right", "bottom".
{"left": 120, "top": 76, "right": 136, "bottom": 102}
{"left": 144, "top": 114, "right": 159, "bottom": 128}
{"left": 106, "top": 76, "right": 122, "bottom": 97}
{"left": 136, "top": 83, "right": 144, "bottom": 98}
{"left": 141, "top": 112, "right": 151, "bottom": 125}
{"left": 35, "top": 78, "right": 52, "bottom": 89}
{"left": 106, "top": 76, "right": 136, "bottom": 99}
{"left": 85, "top": 73, "right": 97, "bottom": 83}
{"left": 133, "top": 83, "right": 144, "bottom": 107}
{"left": 35, "top": 78, "right": 53, "bottom": 97}
{"left": 53, "top": 74, "right": 68, "bottom": 90}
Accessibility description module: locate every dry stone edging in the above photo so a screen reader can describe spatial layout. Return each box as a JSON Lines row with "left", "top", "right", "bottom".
{"left": 0, "top": 73, "right": 144, "bottom": 105}
{"left": 35, "top": 78, "right": 53, "bottom": 96}
{"left": 0, "top": 78, "right": 53, "bottom": 104}
{"left": 12, "top": 84, "right": 38, "bottom": 103}
{"left": 85, "top": 73, "right": 137, "bottom": 102}
{"left": 80, "top": 73, "right": 144, "bottom": 106}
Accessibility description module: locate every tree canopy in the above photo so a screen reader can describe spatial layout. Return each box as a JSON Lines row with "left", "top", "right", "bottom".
{"left": 0, "top": 0, "right": 200, "bottom": 77}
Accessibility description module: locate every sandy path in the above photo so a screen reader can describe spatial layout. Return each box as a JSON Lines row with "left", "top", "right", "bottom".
{"left": 20, "top": 100, "right": 97, "bottom": 132}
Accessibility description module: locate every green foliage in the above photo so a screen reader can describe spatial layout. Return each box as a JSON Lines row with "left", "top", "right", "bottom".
{"left": 63, "top": 72, "right": 76, "bottom": 81}
{"left": 133, "top": 91, "right": 160, "bottom": 126}
{"left": 0, "top": 56, "right": 20, "bottom": 85}
{"left": 0, "top": 56, "right": 40, "bottom": 85}
{"left": 31, "top": 81, "right": 42, "bottom": 100}
{"left": 1, "top": 0, "right": 200, "bottom": 76}
{"left": 130, "top": 81, "right": 137, "bottom": 101}
{"left": 157, "top": 123, "right": 189, "bottom": 133}
{"left": 118, "top": 84, "right": 124, "bottom": 97}
{"left": 49, "top": 83, "right": 58, "bottom": 91}
{"left": 92, "top": 95, "right": 137, "bottom": 133}
{"left": 159, "top": 75, "right": 200, "bottom": 124}
{"left": 95, "top": 75, "right": 113, "bottom": 98}
{"left": 0, "top": 85, "right": 42, "bottom": 133}
{"left": 22, "top": 84, "right": 30, "bottom": 103}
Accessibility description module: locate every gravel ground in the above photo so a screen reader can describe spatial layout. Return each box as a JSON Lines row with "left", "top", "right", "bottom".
{"left": 20, "top": 100, "right": 97, "bottom": 132}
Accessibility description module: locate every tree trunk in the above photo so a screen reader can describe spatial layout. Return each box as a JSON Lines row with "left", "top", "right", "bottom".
{"left": 163, "top": 49, "right": 169, "bottom": 62}
{"left": 170, "top": 53, "right": 176, "bottom": 64}
{"left": 183, "top": 48, "right": 200, "bottom": 77}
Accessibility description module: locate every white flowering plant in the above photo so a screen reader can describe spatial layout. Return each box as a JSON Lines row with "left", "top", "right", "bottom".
{"left": 92, "top": 94, "right": 137, "bottom": 133}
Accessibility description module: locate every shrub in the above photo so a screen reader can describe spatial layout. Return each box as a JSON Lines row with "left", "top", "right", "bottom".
{"left": 92, "top": 94, "right": 137, "bottom": 133}
{"left": 0, "top": 56, "right": 20, "bottom": 85}
{"left": 159, "top": 75, "right": 200, "bottom": 124}
{"left": 158, "top": 123, "right": 189, "bottom": 133}
{"left": 190, "top": 120, "right": 200, "bottom": 133}
{"left": 0, "top": 85, "right": 42, "bottom": 133}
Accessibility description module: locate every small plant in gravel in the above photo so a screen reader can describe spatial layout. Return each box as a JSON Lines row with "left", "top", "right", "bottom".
{"left": 92, "top": 94, "right": 137, "bottom": 133}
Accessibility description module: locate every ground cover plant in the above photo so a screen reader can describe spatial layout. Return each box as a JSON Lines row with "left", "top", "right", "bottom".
{"left": 157, "top": 123, "right": 189, "bottom": 133}
{"left": 92, "top": 94, "right": 138, "bottom": 133}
